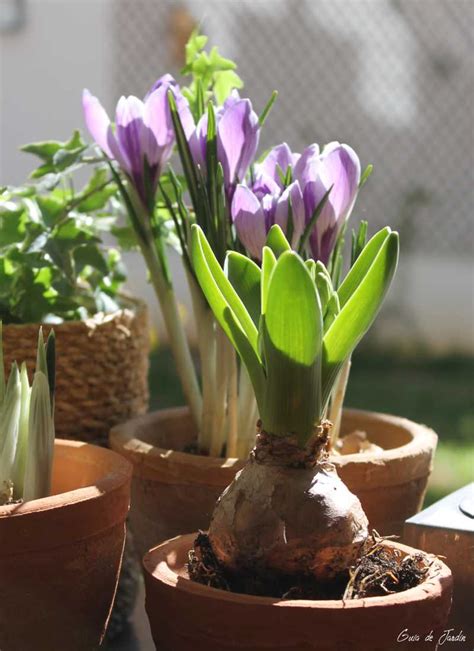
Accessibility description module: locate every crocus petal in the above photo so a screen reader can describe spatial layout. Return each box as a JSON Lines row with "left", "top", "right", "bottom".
{"left": 272, "top": 181, "right": 305, "bottom": 247}
{"left": 188, "top": 112, "right": 208, "bottom": 172}
{"left": 293, "top": 143, "right": 321, "bottom": 187}
{"left": 82, "top": 89, "right": 114, "bottom": 158}
{"left": 232, "top": 184, "right": 267, "bottom": 261}
{"left": 217, "top": 99, "right": 259, "bottom": 188}
{"left": 251, "top": 171, "right": 281, "bottom": 199}
{"left": 145, "top": 73, "right": 178, "bottom": 99}
{"left": 258, "top": 143, "right": 295, "bottom": 187}
{"left": 319, "top": 143, "right": 361, "bottom": 218}
{"left": 115, "top": 95, "right": 147, "bottom": 178}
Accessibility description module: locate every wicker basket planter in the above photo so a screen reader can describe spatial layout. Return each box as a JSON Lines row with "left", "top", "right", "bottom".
{"left": 110, "top": 406, "right": 437, "bottom": 560}
{"left": 2, "top": 297, "right": 150, "bottom": 446}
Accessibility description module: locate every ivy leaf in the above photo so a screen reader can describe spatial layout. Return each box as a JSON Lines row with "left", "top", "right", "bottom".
{"left": 74, "top": 244, "right": 109, "bottom": 276}
{"left": 214, "top": 70, "right": 244, "bottom": 105}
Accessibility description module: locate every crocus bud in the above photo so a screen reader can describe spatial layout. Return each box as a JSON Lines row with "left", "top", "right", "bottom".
{"left": 231, "top": 179, "right": 304, "bottom": 261}
{"left": 82, "top": 75, "right": 180, "bottom": 210}
{"left": 294, "top": 142, "right": 361, "bottom": 264}
{"left": 178, "top": 91, "right": 260, "bottom": 201}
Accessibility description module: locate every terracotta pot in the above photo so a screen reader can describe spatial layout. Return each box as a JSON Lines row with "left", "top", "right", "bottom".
{"left": 332, "top": 409, "right": 437, "bottom": 537}
{"left": 2, "top": 296, "right": 149, "bottom": 446}
{"left": 0, "top": 439, "right": 132, "bottom": 651}
{"left": 110, "top": 407, "right": 436, "bottom": 557}
{"left": 143, "top": 533, "right": 452, "bottom": 651}
{"left": 110, "top": 407, "right": 245, "bottom": 559}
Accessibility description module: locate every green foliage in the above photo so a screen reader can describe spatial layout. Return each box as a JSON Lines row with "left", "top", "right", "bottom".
{"left": 0, "top": 135, "right": 126, "bottom": 324}
{"left": 0, "top": 325, "right": 55, "bottom": 503}
{"left": 191, "top": 224, "right": 399, "bottom": 444}
{"left": 181, "top": 31, "right": 244, "bottom": 116}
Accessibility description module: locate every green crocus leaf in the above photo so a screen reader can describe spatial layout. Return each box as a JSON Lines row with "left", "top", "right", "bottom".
{"left": 261, "top": 251, "right": 323, "bottom": 441}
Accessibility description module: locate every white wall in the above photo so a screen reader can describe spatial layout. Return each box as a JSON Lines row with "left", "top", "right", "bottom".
{"left": 0, "top": 0, "right": 112, "bottom": 183}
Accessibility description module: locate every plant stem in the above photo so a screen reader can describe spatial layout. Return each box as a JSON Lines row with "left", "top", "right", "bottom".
{"left": 140, "top": 240, "right": 202, "bottom": 427}
{"left": 328, "top": 357, "right": 352, "bottom": 448}
{"left": 209, "top": 326, "right": 230, "bottom": 457}
{"left": 236, "top": 366, "right": 258, "bottom": 459}
{"left": 226, "top": 347, "right": 239, "bottom": 457}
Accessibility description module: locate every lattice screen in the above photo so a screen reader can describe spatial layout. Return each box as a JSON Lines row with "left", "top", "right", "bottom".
{"left": 112, "top": 0, "right": 473, "bottom": 257}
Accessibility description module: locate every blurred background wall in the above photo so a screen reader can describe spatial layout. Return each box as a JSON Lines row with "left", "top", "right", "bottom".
{"left": 1, "top": 0, "right": 473, "bottom": 354}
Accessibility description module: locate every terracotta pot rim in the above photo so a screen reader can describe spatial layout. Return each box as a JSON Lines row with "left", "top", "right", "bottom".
{"left": 111, "top": 405, "right": 436, "bottom": 468}
{"left": 110, "top": 406, "right": 245, "bottom": 471}
{"left": 2, "top": 295, "right": 146, "bottom": 332}
{"left": 0, "top": 439, "right": 132, "bottom": 519}
{"left": 144, "top": 533, "right": 451, "bottom": 610}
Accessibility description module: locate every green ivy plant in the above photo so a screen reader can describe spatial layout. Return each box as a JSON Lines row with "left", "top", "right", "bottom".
{"left": 0, "top": 132, "right": 126, "bottom": 324}
{"left": 181, "top": 31, "right": 244, "bottom": 119}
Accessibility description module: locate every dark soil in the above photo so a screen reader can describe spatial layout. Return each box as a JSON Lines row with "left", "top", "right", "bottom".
{"left": 188, "top": 531, "right": 432, "bottom": 601}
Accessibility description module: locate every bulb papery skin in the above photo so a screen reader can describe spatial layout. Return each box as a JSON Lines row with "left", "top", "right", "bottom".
{"left": 208, "top": 429, "right": 368, "bottom": 581}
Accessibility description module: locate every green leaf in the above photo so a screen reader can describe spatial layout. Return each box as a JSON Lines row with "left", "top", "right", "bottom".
{"left": 265, "top": 224, "right": 291, "bottom": 258}
{"left": 36, "top": 195, "right": 64, "bottom": 227}
{"left": 21, "top": 140, "right": 63, "bottom": 162}
{"left": 297, "top": 186, "right": 332, "bottom": 255}
{"left": 74, "top": 244, "right": 108, "bottom": 275}
{"left": 258, "top": 90, "right": 278, "bottom": 126}
{"left": 214, "top": 70, "right": 244, "bottom": 105}
{"left": 0, "top": 363, "right": 21, "bottom": 484}
{"left": 226, "top": 252, "right": 261, "bottom": 327}
{"left": 322, "top": 231, "right": 399, "bottom": 405}
{"left": 351, "top": 220, "right": 368, "bottom": 266}
{"left": 53, "top": 146, "right": 86, "bottom": 171}
{"left": 261, "top": 251, "right": 323, "bottom": 441}
{"left": 0, "top": 206, "right": 26, "bottom": 245}
{"left": 359, "top": 164, "right": 373, "bottom": 188}
{"left": 168, "top": 91, "right": 200, "bottom": 213}
{"left": 337, "top": 227, "right": 392, "bottom": 308}
{"left": 182, "top": 31, "right": 208, "bottom": 72}
{"left": 23, "top": 370, "right": 54, "bottom": 501}
{"left": 76, "top": 168, "right": 116, "bottom": 212}
{"left": 261, "top": 246, "right": 276, "bottom": 315}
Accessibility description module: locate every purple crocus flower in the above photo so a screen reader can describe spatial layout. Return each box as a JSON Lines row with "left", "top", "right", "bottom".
{"left": 232, "top": 141, "right": 360, "bottom": 264}
{"left": 82, "top": 75, "right": 182, "bottom": 209}
{"left": 179, "top": 90, "right": 260, "bottom": 201}
{"left": 294, "top": 141, "right": 361, "bottom": 264}
{"left": 231, "top": 176, "right": 304, "bottom": 261}
{"left": 254, "top": 142, "right": 300, "bottom": 189}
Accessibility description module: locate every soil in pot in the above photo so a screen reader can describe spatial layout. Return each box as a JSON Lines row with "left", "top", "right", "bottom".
{"left": 187, "top": 530, "right": 431, "bottom": 601}
{"left": 143, "top": 533, "right": 453, "bottom": 651}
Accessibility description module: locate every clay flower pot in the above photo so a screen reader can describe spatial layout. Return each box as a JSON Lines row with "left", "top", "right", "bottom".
{"left": 110, "top": 407, "right": 245, "bottom": 559}
{"left": 2, "top": 297, "right": 149, "bottom": 446}
{"left": 110, "top": 406, "right": 436, "bottom": 558}
{"left": 143, "top": 533, "right": 452, "bottom": 651}
{"left": 0, "top": 439, "right": 132, "bottom": 651}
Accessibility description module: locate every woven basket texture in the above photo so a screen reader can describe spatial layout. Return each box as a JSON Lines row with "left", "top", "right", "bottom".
{"left": 2, "top": 298, "right": 150, "bottom": 446}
